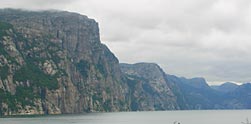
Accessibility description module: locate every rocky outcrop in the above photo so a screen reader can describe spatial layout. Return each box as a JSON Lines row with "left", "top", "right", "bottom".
{"left": 0, "top": 9, "right": 128, "bottom": 115}
{"left": 120, "top": 63, "right": 180, "bottom": 110}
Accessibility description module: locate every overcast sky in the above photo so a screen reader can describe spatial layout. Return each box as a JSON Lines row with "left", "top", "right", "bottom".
{"left": 1, "top": 0, "right": 251, "bottom": 85}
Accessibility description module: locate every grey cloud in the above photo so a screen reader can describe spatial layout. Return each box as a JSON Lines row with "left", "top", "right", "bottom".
{"left": 1, "top": 0, "right": 77, "bottom": 10}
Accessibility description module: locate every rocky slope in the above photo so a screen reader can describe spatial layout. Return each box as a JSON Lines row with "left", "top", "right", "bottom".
{"left": 0, "top": 9, "right": 129, "bottom": 115}
{"left": 120, "top": 63, "right": 180, "bottom": 111}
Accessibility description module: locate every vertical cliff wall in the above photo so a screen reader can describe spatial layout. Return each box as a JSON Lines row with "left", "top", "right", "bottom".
{"left": 0, "top": 9, "right": 129, "bottom": 115}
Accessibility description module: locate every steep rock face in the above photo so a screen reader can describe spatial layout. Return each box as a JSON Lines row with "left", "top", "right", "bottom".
{"left": 0, "top": 9, "right": 128, "bottom": 115}
{"left": 120, "top": 63, "right": 180, "bottom": 111}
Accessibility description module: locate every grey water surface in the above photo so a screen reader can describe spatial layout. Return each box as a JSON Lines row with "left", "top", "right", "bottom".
{"left": 1, "top": 110, "right": 250, "bottom": 124}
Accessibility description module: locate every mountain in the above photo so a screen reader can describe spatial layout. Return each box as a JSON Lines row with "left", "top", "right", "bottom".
{"left": 166, "top": 75, "right": 226, "bottom": 109}
{"left": 211, "top": 82, "right": 239, "bottom": 93}
{"left": 1, "top": 9, "right": 251, "bottom": 116}
{"left": 226, "top": 83, "right": 251, "bottom": 109}
{"left": 210, "top": 82, "right": 251, "bottom": 109}
{"left": 120, "top": 63, "right": 180, "bottom": 110}
{"left": 0, "top": 9, "right": 129, "bottom": 115}
{"left": 166, "top": 76, "right": 251, "bottom": 109}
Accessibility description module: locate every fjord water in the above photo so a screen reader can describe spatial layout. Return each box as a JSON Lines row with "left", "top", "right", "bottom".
{"left": 1, "top": 110, "right": 250, "bottom": 124}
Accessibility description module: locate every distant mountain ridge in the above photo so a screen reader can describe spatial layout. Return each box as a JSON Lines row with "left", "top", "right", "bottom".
{"left": 211, "top": 82, "right": 239, "bottom": 93}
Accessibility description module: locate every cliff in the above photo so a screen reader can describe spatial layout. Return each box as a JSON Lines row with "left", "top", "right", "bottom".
{"left": 0, "top": 9, "right": 128, "bottom": 115}
{"left": 120, "top": 63, "right": 180, "bottom": 110}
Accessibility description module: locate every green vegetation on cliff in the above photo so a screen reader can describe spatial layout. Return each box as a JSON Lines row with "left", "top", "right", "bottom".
{"left": 76, "top": 60, "right": 90, "bottom": 78}
{"left": 0, "top": 65, "right": 9, "bottom": 80}
{"left": 0, "top": 21, "right": 59, "bottom": 115}
{"left": 0, "top": 89, "right": 17, "bottom": 113}
{"left": 0, "top": 21, "right": 13, "bottom": 38}
{"left": 13, "top": 63, "right": 58, "bottom": 90}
